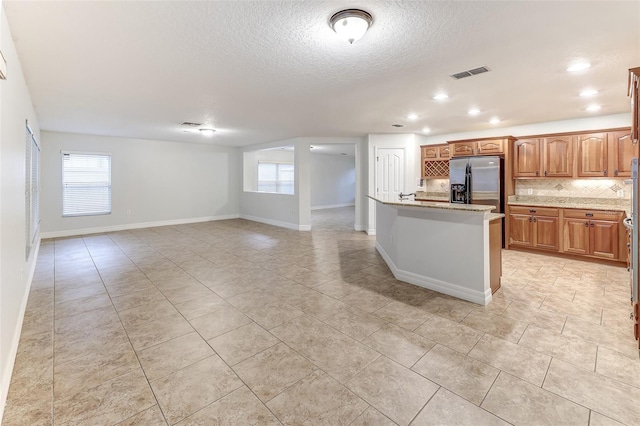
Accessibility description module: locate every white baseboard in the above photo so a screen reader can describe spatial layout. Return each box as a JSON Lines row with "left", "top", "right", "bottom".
{"left": 375, "top": 241, "right": 490, "bottom": 305}
{"left": 40, "top": 214, "right": 240, "bottom": 239}
{"left": 0, "top": 237, "right": 41, "bottom": 422}
{"left": 239, "top": 214, "right": 304, "bottom": 231}
{"left": 366, "top": 228, "right": 376, "bottom": 236}
{"left": 311, "top": 203, "right": 355, "bottom": 211}
{"left": 354, "top": 224, "right": 365, "bottom": 232}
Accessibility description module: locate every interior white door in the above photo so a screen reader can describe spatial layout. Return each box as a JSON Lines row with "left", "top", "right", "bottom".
{"left": 376, "top": 148, "right": 405, "bottom": 198}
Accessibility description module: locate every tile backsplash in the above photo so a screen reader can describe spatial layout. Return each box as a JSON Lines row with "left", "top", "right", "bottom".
{"left": 515, "top": 178, "right": 631, "bottom": 200}
{"left": 424, "top": 178, "right": 449, "bottom": 194}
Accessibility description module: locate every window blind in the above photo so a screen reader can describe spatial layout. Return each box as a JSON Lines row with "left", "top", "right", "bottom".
{"left": 62, "top": 152, "right": 112, "bottom": 217}
{"left": 257, "top": 162, "right": 294, "bottom": 194}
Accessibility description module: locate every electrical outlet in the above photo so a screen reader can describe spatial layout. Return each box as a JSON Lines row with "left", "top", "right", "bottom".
{"left": 617, "top": 189, "right": 624, "bottom": 198}
{"left": 527, "top": 189, "right": 533, "bottom": 195}
{"left": 127, "top": 209, "right": 131, "bottom": 215}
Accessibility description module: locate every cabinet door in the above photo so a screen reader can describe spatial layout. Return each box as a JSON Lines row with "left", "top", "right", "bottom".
{"left": 609, "top": 130, "right": 638, "bottom": 177}
{"left": 589, "top": 220, "right": 619, "bottom": 259}
{"left": 563, "top": 218, "right": 590, "bottom": 255}
{"left": 423, "top": 146, "right": 438, "bottom": 160}
{"left": 513, "top": 139, "right": 540, "bottom": 177}
{"left": 477, "top": 139, "right": 504, "bottom": 155}
{"left": 533, "top": 216, "right": 560, "bottom": 251}
{"left": 438, "top": 145, "right": 450, "bottom": 159}
{"left": 576, "top": 133, "right": 608, "bottom": 177}
{"left": 542, "top": 137, "right": 573, "bottom": 177}
{"left": 451, "top": 142, "right": 476, "bottom": 157}
{"left": 509, "top": 214, "right": 533, "bottom": 247}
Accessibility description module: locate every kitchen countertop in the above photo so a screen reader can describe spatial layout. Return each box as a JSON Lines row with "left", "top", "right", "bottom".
{"left": 507, "top": 195, "right": 630, "bottom": 215}
{"left": 368, "top": 194, "right": 495, "bottom": 213}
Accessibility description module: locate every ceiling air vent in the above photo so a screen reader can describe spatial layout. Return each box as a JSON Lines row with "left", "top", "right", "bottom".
{"left": 450, "top": 66, "right": 491, "bottom": 80}
{"left": 180, "top": 122, "right": 202, "bottom": 127}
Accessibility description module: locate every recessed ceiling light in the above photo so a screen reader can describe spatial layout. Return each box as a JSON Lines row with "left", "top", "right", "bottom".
{"left": 422, "top": 127, "right": 431, "bottom": 133}
{"left": 199, "top": 128, "right": 216, "bottom": 136}
{"left": 567, "top": 62, "right": 591, "bottom": 72}
{"left": 586, "top": 104, "right": 601, "bottom": 112}
{"left": 489, "top": 117, "right": 500, "bottom": 124}
{"left": 407, "top": 113, "right": 418, "bottom": 121}
{"left": 433, "top": 93, "right": 449, "bottom": 100}
{"left": 580, "top": 89, "right": 598, "bottom": 97}
{"left": 468, "top": 108, "right": 480, "bottom": 116}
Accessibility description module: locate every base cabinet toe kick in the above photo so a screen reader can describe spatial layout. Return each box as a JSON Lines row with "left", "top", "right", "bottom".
{"left": 369, "top": 196, "right": 502, "bottom": 305}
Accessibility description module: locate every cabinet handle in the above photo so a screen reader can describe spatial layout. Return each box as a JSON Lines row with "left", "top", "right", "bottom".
{"left": 603, "top": 169, "right": 607, "bottom": 176}
{"left": 471, "top": 148, "right": 475, "bottom": 154}
{"left": 544, "top": 171, "right": 548, "bottom": 177}
{"left": 533, "top": 217, "right": 537, "bottom": 223}
{"left": 590, "top": 223, "right": 594, "bottom": 228}
{"left": 529, "top": 209, "right": 536, "bottom": 213}
{"left": 585, "top": 222, "right": 589, "bottom": 227}
{"left": 585, "top": 213, "right": 594, "bottom": 217}
{"left": 535, "top": 171, "right": 539, "bottom": 176}
{"left": 529, "top": 217, "right": 533, "bottom": 222}
{"left": 615, "top": 169, "right": 619, "bottom": 176}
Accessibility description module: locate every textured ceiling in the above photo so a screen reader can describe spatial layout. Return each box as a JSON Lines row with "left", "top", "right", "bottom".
{"left": 3, "top": 1, "right": 639, "bottom": 147}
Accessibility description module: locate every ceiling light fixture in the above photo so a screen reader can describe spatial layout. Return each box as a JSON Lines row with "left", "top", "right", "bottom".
{"left": 329, "top": 9, "right": 373, "bottom": 44}
{"left": 586, "top": 104, "right": 601, "bottom": 112}
{"left": 199, "top": 128, "right": 216, "bottom": 136}
{"left": 433, "top": 93, "right": 449, "bottom": 100}
{"left": 580, "top": 89, "right": 598, "bottom": 97}
{"left": 489, "top": 117, "right": 500, "bottom": 124}
{"left": 407, "top": 114, "right": 418, "bottom": 121}
{"left": 468, "top": 108, "right": 480, "bottom": 116}
{"left": 567, "top": 62, "right": 591, "bottom": 72}
{"left": 422, "top": 127, "right": 431, "bottom": 133}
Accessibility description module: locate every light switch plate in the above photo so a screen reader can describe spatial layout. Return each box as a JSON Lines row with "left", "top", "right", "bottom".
{"left": 0, "top": 50, "right": 6, "bottom": 80}
{"left": 617, "top": 189, "right": 625, "bottom": 198}
{"left": 527, "top": 188, "right": 533, "bottom": 195}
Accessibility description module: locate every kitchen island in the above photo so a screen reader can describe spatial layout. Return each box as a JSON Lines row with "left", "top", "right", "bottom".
{"left": 369, "top": 195, "right": 503, "bottom": 305}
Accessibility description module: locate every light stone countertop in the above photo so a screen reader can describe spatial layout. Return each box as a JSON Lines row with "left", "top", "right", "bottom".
{"left": 487, "top": 213, "right": 505, "bottom": 221}
{"left": 507, "top": 196, "right": 630, "bottom": 215}
{"left": 368, "top": 194, "right": 495, "bottom": 213}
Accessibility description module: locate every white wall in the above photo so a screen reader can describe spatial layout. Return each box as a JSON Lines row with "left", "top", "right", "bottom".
{"left": 0, "top": 7, "right": 41, "bottom": 420}
{"left": 240, "top": 136, "right": 363, "bottom": 231}
{"left": 310, "top": 153, "right": 355, "bottom": 209}
{"left": 40, "top": 131, "right": 241, "bottom": 237}
{"left": 418, "top": 113, "right": 631, "bottom": 145}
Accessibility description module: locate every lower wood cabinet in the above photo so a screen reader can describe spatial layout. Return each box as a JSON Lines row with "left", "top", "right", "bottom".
{"left": 508, "top": 205, "right": 625, "bottom": 262}
{"left": 562, "top": 210, "right": 622, "bottom": 260}
{"left": 508, "top": 206, "right": 559, "bottom": 251}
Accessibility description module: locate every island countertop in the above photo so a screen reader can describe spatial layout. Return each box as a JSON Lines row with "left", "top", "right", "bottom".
{"left": 368, "top": 194, "right": 495, "bottom": 213}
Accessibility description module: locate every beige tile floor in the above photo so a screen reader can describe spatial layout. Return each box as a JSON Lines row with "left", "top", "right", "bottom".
{"left": 3, "top": 207, "right": 640, "bottom": 425}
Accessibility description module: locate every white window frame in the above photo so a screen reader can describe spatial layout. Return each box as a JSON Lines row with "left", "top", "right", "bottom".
{"left": 257, "top": 161, "right": 294, "bottom": 194}
{"left": 61, "top": 151, "right": 112, "bottom": 217}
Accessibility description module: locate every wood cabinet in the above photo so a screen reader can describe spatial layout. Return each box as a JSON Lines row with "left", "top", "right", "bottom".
{"left": 609, "top": 130, "right": 638, "bottom": 177}
{"left": 513, "top": 137, "right": 572, "bottom": 177}
{"left": 448, "top": 137, "right": 510, "bottom": 157}
{"left": 562, "top": 209, "right": 622, "bottom": 260}
{"left": 420, "top": 144, "right": 449, "bottom": 179}
{"left": 508, "top": 206, "right": 559, "bottom": 251}
{"left": 489, "top": 218, "right": 502, "bottom": 294}
{"left": 576, "top": 133, "right": 608, "bottom": 177}
{"left": 629, "top": 67, "right": 640, "bottom": 143}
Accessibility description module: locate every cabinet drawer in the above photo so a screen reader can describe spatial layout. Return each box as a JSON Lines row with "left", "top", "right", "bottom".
{"left": 563, "top": 209, "right": 624, "bottom": 221}
{"left": 509, "top": 206, "right": 559, "bottom": 217}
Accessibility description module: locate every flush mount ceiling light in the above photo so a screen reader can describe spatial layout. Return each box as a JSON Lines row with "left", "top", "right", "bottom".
{"left": 567, "top": 62, "right": 591, "bottom": 72}
{"left": 407, "top": 113, "right": 418, "bottom": 121}
{"left": 329, "top": 9, "right": 373, "bottom": 44}
{"left": 199, "top": 128, "right": 216, "bottom": 136}
{"left": 489, "top": 117, "right": 500, "bottom": 124}
{"left": 422, "top": 127, "right": 431, "bottom": 133}
{"left": 468, "top": 108, "right": 480, "bottom": 116}
{"left": 433, "top": 93, "right": 449, "bottom": 100}
{"left": 586, "top": 104, "right": 601, "bottom": 112}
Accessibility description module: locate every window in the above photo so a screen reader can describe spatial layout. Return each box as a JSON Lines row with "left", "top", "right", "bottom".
{"left": 25, "top": 122, "right": 40, "bottom": 259}
{"left": 257, "top": 161, "right": 294, "bottom": 194}
{"left": 62, "top": 152, "right": 112, "bottom": 217}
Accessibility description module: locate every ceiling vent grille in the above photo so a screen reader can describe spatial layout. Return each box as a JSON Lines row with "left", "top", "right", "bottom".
{"left": 180, "top": 121, "right": 202, "bottom": 127}
{"left": 450, "top": 66, "right": 490, "bottom": 80}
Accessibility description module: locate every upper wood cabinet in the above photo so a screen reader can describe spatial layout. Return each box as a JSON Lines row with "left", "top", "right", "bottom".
{"left": 420, "top": 144, "right": 449, "bottom": 178}
{"left": 513, "top": 137, "right": 572, "bottom": 178}
{"left": 576, "top": 133, "right": 608, "bottom": 177}
{"left": 448, "top": 137, "right": 510, "bottom": 157}
{"left": 609, "top": 130, "right": 638, "bottom": 177}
